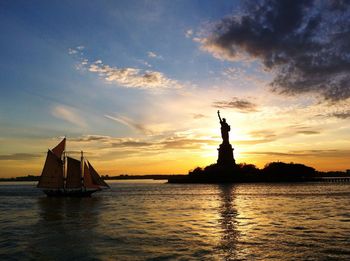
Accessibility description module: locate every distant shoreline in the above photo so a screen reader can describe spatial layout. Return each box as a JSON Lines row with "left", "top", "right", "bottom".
{"left": 0, "top": 174, "right": 187, "bottom": 182}
{"left": 1, "top": 171, "right": 349, "bottom": 182}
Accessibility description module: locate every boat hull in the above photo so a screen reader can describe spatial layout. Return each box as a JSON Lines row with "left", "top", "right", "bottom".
{"left": 43, "top": 189, "right": 99, "bottom": 197}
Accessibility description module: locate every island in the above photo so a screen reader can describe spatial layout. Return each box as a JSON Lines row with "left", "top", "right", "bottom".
{"left": 168, "top": 111, "right": 350, "bottom": 184}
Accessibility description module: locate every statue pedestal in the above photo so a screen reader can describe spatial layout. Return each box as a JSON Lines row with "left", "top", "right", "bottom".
{"left": 217, "top": 142, "right": 236, "bottom": 166}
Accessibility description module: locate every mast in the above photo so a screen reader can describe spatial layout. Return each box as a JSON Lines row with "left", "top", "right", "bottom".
{"left": 63, "top": 136, "right": 66, "bottom": 190}
{"left": 63, "top": 150, "right": 66, "bottom": 190}
{"left": 81, "top": 151, "right": 85, "bottom": 190}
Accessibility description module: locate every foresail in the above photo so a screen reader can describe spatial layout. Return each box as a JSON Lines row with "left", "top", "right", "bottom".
{"left": 66, "top": 157, "right": 82, "bottom": 189}
{"left": 83, "top": 162, "right": 100, "bottom": 189}
{"left": 37, "top": 150, "right": 64, "bottom": 189}
{"left": 52, "top": 138, "right": 66, "bottom": 159}
{"left": 88, "top": 161, "right": 110, "bottom": 188}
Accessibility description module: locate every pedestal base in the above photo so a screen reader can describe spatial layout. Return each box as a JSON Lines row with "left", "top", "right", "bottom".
{"left": 217, "top": 142, "right": 236, "bottom": 166}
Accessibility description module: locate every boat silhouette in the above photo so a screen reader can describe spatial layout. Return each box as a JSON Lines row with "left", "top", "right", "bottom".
{"left": 37, "top": 138, "right": 110, "bottom": 197}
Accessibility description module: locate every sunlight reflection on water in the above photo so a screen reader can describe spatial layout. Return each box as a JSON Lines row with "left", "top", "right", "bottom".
{"left": 0, "top": 181, "right": 350, "bottom": 260}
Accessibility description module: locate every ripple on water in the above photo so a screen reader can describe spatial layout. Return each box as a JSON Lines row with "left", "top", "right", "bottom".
{"left": 0, "top": 182, "right": 350, "bottom": 260}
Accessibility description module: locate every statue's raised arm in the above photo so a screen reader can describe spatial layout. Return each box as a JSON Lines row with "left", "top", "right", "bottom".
{"left": 217, "top": 110, "right": 230, "bottom": 144}
{"left": 217, "top": 110, "right": 222, "bottom": 123}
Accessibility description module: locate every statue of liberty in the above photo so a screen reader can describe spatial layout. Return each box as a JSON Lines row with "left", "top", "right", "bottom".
{"left": 217, "top": 110, "right": 230, "bottom": 144}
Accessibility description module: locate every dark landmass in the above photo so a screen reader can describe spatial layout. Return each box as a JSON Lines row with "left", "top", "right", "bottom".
{"left": 1, "top": 166, "right": 348, "bottom": 183}
{"left": 0, "top": 174, "right": 185, "bottom": 182}
{"left": 168, "top": 162, "right": 350, "bottom": 184}
{"left": 0, "top": 175, "right": 41, "bottom": 182}
{"left": 102, "top": 174, "right": 185, "bottom": 180}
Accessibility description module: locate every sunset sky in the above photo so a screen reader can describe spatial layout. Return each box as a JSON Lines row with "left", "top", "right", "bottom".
{"left": 1, "top": 0, "right": 349, "bottom": 177}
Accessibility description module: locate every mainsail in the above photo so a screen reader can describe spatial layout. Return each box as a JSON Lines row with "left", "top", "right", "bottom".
{"left": 66, "top": 157, "right": 82, "bottom": 189}
{"left": 37, "top": 150, "right": 64, "bottom": 188}
{"left": 52, "top": 138, "right": 66, "bottom": 159}
{"left": 88, "top": 161, "right": 110, "bottom": 188}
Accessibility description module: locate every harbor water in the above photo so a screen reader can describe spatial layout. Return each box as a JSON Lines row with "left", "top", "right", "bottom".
{"left": 0, "top": 180, "right": 350, "bottom": 260}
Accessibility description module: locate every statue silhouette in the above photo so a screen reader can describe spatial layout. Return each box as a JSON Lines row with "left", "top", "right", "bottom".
{"left": 217, "top": 110, "right": 230, "bottom": 144}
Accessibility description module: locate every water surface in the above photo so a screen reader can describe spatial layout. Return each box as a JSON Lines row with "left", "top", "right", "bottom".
{"left": 0, "top": 181, "right": 350, "bottom": 260}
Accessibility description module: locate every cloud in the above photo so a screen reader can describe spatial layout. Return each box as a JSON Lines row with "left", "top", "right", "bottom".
{"left": 69, "top": 49, "right": 178, "bottom": 89}
{"left": 88, "top": 63, "right": 180, "bottom": 89}
{"left": 246, "top": 126, "right": 321, "bottom": 143}
{"left": 222, "top": 66, "right": 270, "bottom": 87}
{"left": 68, "top": 45, "right": 85, "bottom": 55}
{"left": 52, "top": 105, "right": 86, "bottom": 127}
{"left": 161, "top": 136, "right": 216, "bottom": 149}
{"left": 234, "top": 138, "right": 275, "bottom": 145}
{"left": 199, "top": 0, "right": 350, "bottom": 101}
{"left": 212, "top": 97, "right": 258, "bottom": 112}
{"left": 68, "top": 48, "right": 78, "bottom": 55}
{"left": 136, "top": 59, "right": 152, "bottom": 68}
{"left": 68, "top": 133, "right": 217, "bottom": 152}
{"left": 70, "top": 135, "right": 155, "bottom": 150}
{"left": 192, "top": 113, "right": 207, "bottom": 119}
{"left": 248, "top": 130, "right": 277, "bottom": 139}
{"left": 331, "top": 110, "right": 350, "bottom": 119}
{"left": 245, "top": 149, "right": 350, "bottom": 158}
{"left": 104, "top": 115, "right": 153, "bottom": 135}
{"left": 147, "top": 51, "right": 163, "bottom": 59}
{"left": 70, "top": 135, "right": 111, "bottom": 142}
{"left": 185, "top": 29, "right": 193, "bottom": 38}
{"left": 296, "top": 130, "right": 320, "bottom": 135}
{"left": 0, "top": 153, "right": 40, "bottom": 160}
{"left": 244, "top": 151, "right": 298, "bottom": 157}
{"left": 111, "top": 140, "right": 153, "bottom": 148}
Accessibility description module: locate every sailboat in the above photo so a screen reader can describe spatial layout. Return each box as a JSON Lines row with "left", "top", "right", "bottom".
{"left": 37, "top": 138, "right": 110, "bottom": 197}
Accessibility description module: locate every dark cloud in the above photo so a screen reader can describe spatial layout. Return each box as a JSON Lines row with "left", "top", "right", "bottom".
{"left": 213, "top": 97, "right": 258, "bottom": 112}
{"left": 296, "top": 130, "right": 320, "bottom": 135}
{"left": 202, "top": 0, "right": 350, "bottom": 101}
{"left": 331, "top": 110, "right": 350, "bottom": 119}
{"left": 329, "top": 0, "right": 350, "bottom": 11}
{"left": 192, "top": 113, "right": 207, "bottom": 119}
{"left": 0, "top": 153, "right": 40, "bottom": 160}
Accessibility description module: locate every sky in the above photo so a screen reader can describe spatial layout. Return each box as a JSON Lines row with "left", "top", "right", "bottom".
{"left": 0, "top": 0, "right": 349, "bottom": 177}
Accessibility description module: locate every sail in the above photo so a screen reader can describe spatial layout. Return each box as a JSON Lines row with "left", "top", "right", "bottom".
{"left": 88, "top": 161, "right": 110, "bottom": 188}
{"left": 83, "top": 162, "right": 100, "bottom": 189}
{"left": 52, "top": 138, "right": 66, "bottom": 159}
{"left": 66, "top": 157, "right": 82, "bottom": 189}
{"left": 37, "top": 150, "right": 64, "bottom": 188}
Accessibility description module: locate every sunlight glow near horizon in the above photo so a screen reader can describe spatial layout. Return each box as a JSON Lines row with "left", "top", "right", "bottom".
{"left": 0, "top": 1, "right": 350, "bottom": 177}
